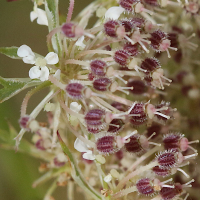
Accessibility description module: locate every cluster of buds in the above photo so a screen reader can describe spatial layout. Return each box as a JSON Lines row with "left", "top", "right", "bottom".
{"left": 1, "top": 0, "right": 200, "bottom": 199}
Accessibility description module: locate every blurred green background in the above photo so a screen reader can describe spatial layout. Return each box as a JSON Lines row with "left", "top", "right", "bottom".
{"left": 0, "top": 0, "right": 93, "bottom": 199}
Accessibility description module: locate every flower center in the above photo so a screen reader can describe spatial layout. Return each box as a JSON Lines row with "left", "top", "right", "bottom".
{"left": 35, "top": 57, "right": 47, "bottom": 67}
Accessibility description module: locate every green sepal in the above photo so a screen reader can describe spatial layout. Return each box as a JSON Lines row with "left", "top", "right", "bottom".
{"left": 0, "top": 46, "right": 20, "bottom": 59}
{"left": 0, "top": 77, "right": 42, "bottom": 103}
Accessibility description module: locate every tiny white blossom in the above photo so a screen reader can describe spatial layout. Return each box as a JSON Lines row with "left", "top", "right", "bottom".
{"left": 75, "top": 36, "right": 86, "bottom": 50}
{"left": 105, "top": 6, "right": 125, "bottom": 20}
{"left": 29, "top": 119, "right": 40, "bottom": 132}
{"left": 44, "top": 102, "right": 56, "bottom": 112}
{"left": 30, "top": 3, "right": 48, "bottom": 26}
{"left": 95, "top": 155, "right": 106, "bottom": 164}
{"left": 17, "top": 45, "right": 59, "bottom": 81}
{"left": 17, "top": 45, "right": 35, "bottom": 64}
{"left": 70, "top": 102, "right": 82, "bottom": 113}
{"left": 104, "top": 174, "right": 112, "bottom": 183}
{"left": 74, "top": 138, "right": 95, "bottom": 160}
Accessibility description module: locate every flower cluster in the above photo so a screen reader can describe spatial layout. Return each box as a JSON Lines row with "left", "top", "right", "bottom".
{"left": 1, "top": 0, "right": 200, "bottom": 199}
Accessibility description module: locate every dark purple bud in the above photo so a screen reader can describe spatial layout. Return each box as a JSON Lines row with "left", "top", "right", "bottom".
{"left": 54, "top": 157, "right": 66, "bottom": 167}
{"left": 181, "top": 85, "right": 192, "bottom": 96}
{"left": 90, "top": 60, "right": 107, "bottom": 77}
{"left": 152, "top": 165, "right": 171, "bottom": 177}
{"left": 174, "top": 50, "right": 183, "bottom": 63}
{"left": 119, "top": 0, "right": 140, "bottom": 11}
{"left": 61, "top": 23, "right": 76, "bottom": 38}
{"left": 157, "top": 150, "right": 179, "bottom": 169}
{"left": 85, "top": 109, "right": 105, "bottom": 130}
{"left": 176, "top": 70, "right": 188, "bottom": 83}
{"left": 120, "top": 20, "right": 133, "bottom": 33}
{"left": 129, "top": 103, "right": 147, "bottom": 126}
{"left": 136, "top": 178, "right": 155, "bottom": 196}
{"left": 172, "top": 26, "right": 183, "bottom": 34}
{"left": 87, "top": 126, "right": 101, "bottom": 134}
{"left": 115, "top": 149, "right": 124, "bottom": 160}
{"left": 163, "top": 133, "right": 183, "bottom": 151}
{"left": 127, "top": 80, "right": 147, "bottom": 95}
{"left": 93, "top": 77, "right": 111, "bottom": 91}
{"left": 124, "top": 134, "right": 145, "bottom": 154}
{"left": 104, "top": 20, "right": 120, "bottom": 37}
{"left": 35, "top": 139, "right": 46, "bottom": 151}
{"left": 111, "top": 102, "right": 127, "bottom": 112}
{"left": 107, "top": 119, "right": 124, "bottom": 134}
{"left": 131, "top": 17, "right": 145, "bottom": 28}
{"left": 160, "top": 183, "right": 183, "bottom": 200}
{"left": 142, "top": 0, "right": 159, "bottom": 6}
{"left": 146, "top": 124, "right": 161, "bottom": 139}
{"left": 168, "top": 33, "right": 179, "bottom": 48}
{"left": 140, "top": 57, "right": 160, "bottom": 74}
{"left": 144, "top": 75, "right": 153, "bottom": 86}
{"left": 19, "top": 115, "right": 30, "bottom": 129}
{"left": 123, "top": 43, "right": 140, "bottom": 56}
{"left": 66, "top": 83, "right": 85, "bottom": 99}
{"left": 149, "top": 30, "right": 167, "bottom": 51}
{"left": 96, "top": 136, "right": 118, "bottom": 154}
{"left": 88, "top": 73, "right": 95, "bottom": 81}
{"left": 114, "top": 50, "right": 130, "bottom": 66}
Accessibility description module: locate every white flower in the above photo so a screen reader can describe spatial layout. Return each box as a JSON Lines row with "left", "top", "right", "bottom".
{"left": 17, "top": 45, "right": 35, "bottom": 64}
{"left": 104, "top": 174, "right": 112, "bottom": 183}
{"left": 17, "top": 45, "right": 59, "bottom": 81}
{"left": 75, "top": 36, "right": 86, "bottom": 50}
{"left": 74, "top": 138, "right": 95, "bottom": 160}
{"left": 30, "top": 3, "right": 48, "bottom": 26}
{"left": 104, "top": 6, "right": 125, "bottom": 20}
{"left": 70, "top": 102, "right": 82, "bottom": 113}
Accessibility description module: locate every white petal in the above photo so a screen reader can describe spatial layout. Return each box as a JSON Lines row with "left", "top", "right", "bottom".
{"left": 104, "top": 174, "right": 112, "bottom": 183}
{"left": 105, "top": 7, "right": 125, "bottom": 20}
{"left": 23, "top": 55, "right": 35, "bottom": 64}
{"left": 83, "top": 151, "right": 96, "bottom": 160}
{"left": 53, "top": 69, "right": 61, "bottom": 80}
{"left": 75, "top": 36, "right": 86, "bottom": 49}
{"left": 45, "top": 52, "right": 59, "bottom": 65}
{"left": 30, "top": 11, "right": 38, "bottom": 22}
{"left": 17, "top": 45, "right": 34, "bottom": 58}
{"left": 70, "top": 102, "right": 82, "bottom": 113}
{"left": 29, "top": 66, "right": 41, "bottom": 79}
{"left": 36, "top": 8, "right": 48, "bottom": 26}
{"left": 39, "top": 66, "right": 49, "bottom": 81}
{"left": 74, "top": 138, "right": 89, "bottom": 152}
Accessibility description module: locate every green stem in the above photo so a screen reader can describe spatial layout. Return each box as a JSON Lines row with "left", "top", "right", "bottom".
{"left": 57, "top": 131, "right": 102, "bottom": 200}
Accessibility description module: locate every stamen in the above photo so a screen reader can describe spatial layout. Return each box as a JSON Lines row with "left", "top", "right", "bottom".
{"left": 147, "top": 132, "right": 156, "bottom": 140}
{"left": 177, "top": 168, "right": 190, "bottom": 178}
{"left": 183, "top": 179, "right": 194, "bottom": 186}
{"left": 115, "top": 75, "right": 128, "bottom": 84}
{"left": 154, "top": 112, "right": 170, "bottom": 119}
{"left": 149, "top": 142, "right": 161, "bottom": 146}
{"left": 184, "top": 153, "right": 198, "bottom": 160}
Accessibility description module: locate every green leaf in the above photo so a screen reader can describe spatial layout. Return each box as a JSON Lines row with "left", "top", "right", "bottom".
{"left": 57, "top": 131, "right": 101, "bottom": 200}
{"left": 0, "top": 76, "right": 41, "bottom": 103}
{"left": 45, "top": 0, "right": 62, "bottom": 55}
{"left": 0, "top": 46, "right": 20, "bottom": 59}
